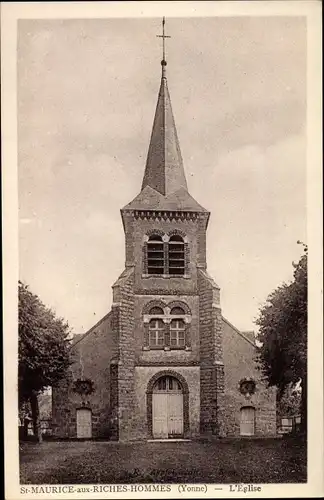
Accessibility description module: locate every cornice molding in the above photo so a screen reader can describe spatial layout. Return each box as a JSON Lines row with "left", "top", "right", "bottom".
{"left": 122, "top": 209, "right": 209, "bottom": 222}
{"left": 134, "top": 288, "right": 198, "bottom": 296}
{"left": 136, "top": 361, "right": 200, "bottom": 367}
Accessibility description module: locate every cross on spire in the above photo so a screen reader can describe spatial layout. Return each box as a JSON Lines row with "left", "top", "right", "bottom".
{"left": 157, "top": 17, "right": 171, "bottom": 64}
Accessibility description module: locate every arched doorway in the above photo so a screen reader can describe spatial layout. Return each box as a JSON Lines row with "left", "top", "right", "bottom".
{"left": 152, "top": 376, "right": 184, "bottom": 439}
{"left": 240, "top": 406, "right": 255, "bottom": 436}
{"left": 76, "top": 408, "right": 92, "bottom": 438}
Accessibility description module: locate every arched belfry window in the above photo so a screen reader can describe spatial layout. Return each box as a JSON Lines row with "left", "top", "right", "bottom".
{"left": 144, "top": 232, "right": 189, "bottom": 277}
{"left": 168, "top": 235, "right": 185, "bottom": 275}
{"left": 147, "top": 235, "right": 164, "bottom": 275}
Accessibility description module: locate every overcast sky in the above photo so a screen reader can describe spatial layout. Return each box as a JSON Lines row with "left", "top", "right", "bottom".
{"left": 18, "top": 16, "right": 306, "bottom": 334}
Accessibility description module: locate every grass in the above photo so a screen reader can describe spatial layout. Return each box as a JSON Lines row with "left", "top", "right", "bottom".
{"left": 20, "top": 436, "right": 306, "bottom": 484}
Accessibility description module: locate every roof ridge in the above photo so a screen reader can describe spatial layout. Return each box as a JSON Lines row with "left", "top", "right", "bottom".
{"left": 70, "top": 310, "right": 113, "bottom": 350}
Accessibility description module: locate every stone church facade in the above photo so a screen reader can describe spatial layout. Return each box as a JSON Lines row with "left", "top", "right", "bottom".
{"left": 52, "top": 55, "right": 276, "bottom": 442}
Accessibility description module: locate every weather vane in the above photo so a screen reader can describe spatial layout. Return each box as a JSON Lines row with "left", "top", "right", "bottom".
{"left": 156, "top": 17, "right": 171, "bottom": 64}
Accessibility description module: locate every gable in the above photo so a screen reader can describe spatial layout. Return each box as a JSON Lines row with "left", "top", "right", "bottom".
{"left": 222, "top": 317, "right": 256, "bottom": 347}
{"left": 71, "top": 310, "right": 113, "bottom": 351}
{"left": 222, "top": 316, "right": 259, "bottom": 384}
{"left": 69, "top": 310, "right": 118, "bottom": 382}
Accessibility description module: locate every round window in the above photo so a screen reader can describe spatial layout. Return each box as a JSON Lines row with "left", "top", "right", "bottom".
{"left": 238, "top": 378, "right": 256, "bottom": 397}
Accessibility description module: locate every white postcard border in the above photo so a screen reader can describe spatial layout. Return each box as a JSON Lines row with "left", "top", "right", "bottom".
{"left": 2, "top": 2, "right": 323, "bottom": 499}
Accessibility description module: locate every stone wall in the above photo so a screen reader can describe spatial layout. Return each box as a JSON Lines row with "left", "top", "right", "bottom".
{"left": 198, "top": 269, "right": 225, "bottom": 435}
{"left": 222, "top": 317, "right": 277, "bottom": 436}
{"left": 121, "top": 212, "right": 209, "bottom": 295}
{"left": 52, "top": 310, "right": 118, "bottom": 439}
{"left": 109, "top": 362, "right": 119, "bottom": 439}
{"left": 115, "top": 270, "right": 136, "bottom": 442}
{"left": 52, "top": 373, "right": 74, "bottom": 438}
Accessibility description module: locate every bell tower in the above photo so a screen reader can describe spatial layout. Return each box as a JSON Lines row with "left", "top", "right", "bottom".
{"left": 113, "top": 19, "right": 225, "bottom": 441}
{"left": 121, "top": 18, "right": 209, "bottom": 292}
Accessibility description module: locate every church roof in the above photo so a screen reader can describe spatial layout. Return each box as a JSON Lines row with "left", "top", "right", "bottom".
{"left": 123, "top": 48, "right": 207, "bottom": 213}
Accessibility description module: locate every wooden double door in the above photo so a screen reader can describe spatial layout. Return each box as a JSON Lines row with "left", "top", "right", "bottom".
{"left": 152, "top": 376, "right": 184, "bottom": 439}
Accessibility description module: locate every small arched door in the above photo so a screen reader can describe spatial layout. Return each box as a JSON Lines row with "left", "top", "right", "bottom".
{"left": 76, "top": 408, "right": 92, "bottom": 438}
{"left": 152, "top": 376, "right": 184, "bottom": 439}
{"left": 240, "top": 406, "right": 255, "bottom": 436}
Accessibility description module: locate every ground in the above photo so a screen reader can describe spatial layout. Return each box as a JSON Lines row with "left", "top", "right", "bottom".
{"left": 20, "top": 437, "right": 306, "bottom": 484}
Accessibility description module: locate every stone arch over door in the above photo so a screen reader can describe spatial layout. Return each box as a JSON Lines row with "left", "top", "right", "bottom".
{"left": 146, "top": 370, "right": 190, "bottom": 439}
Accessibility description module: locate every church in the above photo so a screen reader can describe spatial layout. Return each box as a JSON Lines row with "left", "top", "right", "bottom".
{"left": 52, "top": 26, "right": 277, "bottom": 441}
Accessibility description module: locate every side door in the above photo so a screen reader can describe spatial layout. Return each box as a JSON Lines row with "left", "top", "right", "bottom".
{"left": 240, "top": 407, "right": 255, "bottom": 436}
{"left": 76, "top": 409, "right": 92, "bottom": 438}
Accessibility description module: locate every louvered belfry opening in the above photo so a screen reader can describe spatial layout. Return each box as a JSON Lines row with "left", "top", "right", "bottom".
{"left": 168, "top": 234, "right": 185, "bottom": 275}
{"left": 147, "top": 234, "right": 164, "bottom": 274}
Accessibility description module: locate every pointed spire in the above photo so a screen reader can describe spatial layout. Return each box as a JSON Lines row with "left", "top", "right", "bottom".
{"left": 141, "top": 18, "right": 188, "bottom": 196}
{"left": 123, "top": 19, "right": 208, "bottom": 214}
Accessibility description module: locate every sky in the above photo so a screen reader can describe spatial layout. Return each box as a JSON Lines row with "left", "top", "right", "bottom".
{"left": 18, "top": 16, "right": 307, "bottom": 334}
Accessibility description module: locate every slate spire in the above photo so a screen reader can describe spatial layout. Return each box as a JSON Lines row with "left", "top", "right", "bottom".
{"left": 141, "top": 20, "right": 188, "bottom": 196}
{"left": 123, "top": 19, "right": 207, "bottom": 214}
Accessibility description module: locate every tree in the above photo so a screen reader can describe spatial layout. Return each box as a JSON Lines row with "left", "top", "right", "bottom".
{"left": 278, "top": 382, "right": 302, "bottom": 417}
{"left": 256, "top": 243, "right": 307, "bottom": 433}
{"left": 18, "top": 281, "right": 71, "bottom": 441}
